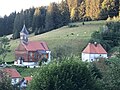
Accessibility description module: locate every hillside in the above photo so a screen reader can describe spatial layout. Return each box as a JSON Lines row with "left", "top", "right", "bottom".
{"left": 6, "top": 20, "right": 106, "bottom": 62}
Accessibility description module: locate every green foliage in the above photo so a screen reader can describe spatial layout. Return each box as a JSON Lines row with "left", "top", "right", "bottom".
{"left": 52, "top": 45, "right": 74, "bottom": 60}
{"left": 91, "top": 21, "right": 120, "bottom": 52}
{"left": 116, "top": 47, "right": 120, "bottom": 58}
{"left": 0, "top": 70, "right": 13, "bottom": 90}
{"left": 95, "top": 58, "right": 120, "bottom": 90}
{"left": 29, "top": 57, "right": 100, "bottom": 90}
{"left": 11, "top": 65, "right": 39, "bottom": 77}
{"left": 59, "top": 0, "right": 70, "bottom": 25}
{"left": 32, "top": 7, "right": 46, "bottom": 33}
{"left": 0, "top": 0, "right": 119, "bottom": 38}
{"left": 45, "top": 3, "right": 63, "bottom": 31}
{"left": 13, "top": 12, "right": 24, "bottom": 39}
{"left": 0, "top": 36, "right": 11, "bottom": 64}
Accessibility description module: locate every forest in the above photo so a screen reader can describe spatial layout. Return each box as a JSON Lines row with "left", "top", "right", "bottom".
{"left": 0, "top": 0, "right": 119, "bottom": 39}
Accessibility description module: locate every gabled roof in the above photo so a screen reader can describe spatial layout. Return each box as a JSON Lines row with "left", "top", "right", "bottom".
{"left": 82, "top": 43, "right": 107, "bottom": 54}
{"left": 3, "top": 68, "right": 21, "bottom": 78}
{"left": 24, "top": 76, "right": 32, "bottom": 83}
{"left": 22, "top": 41, "right": 49, "bottom": 51}
{"left": 20, "top": 24, "right": 29, "bottom": 35}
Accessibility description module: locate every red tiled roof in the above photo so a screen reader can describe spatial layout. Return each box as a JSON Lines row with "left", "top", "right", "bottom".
{"left": 24, "top": 76, "right": 32, "bottom": 83}
{"left": 82, "top": 43, "right": 107, "bottom": 54}
{"left": 3, "top": 68, "right": 21, "bottom": 78}
{"left": 23, "top": 41, "right": 49, "bottom": 51}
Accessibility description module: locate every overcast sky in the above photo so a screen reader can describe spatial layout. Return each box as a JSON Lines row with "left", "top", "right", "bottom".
{"left": 0, "top": 0, "right": 61, "bottom": 17}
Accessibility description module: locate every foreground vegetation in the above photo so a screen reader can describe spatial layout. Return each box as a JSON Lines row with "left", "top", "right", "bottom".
{"left": 90, "top": 19, "right": 120, "bottom": 55}
{"left": 2, "top": 56, "right": 120, "bottom": 90}
{"left": 27, "top": 56, "right": 120, "bottom": 90}
{"left": 29, "top": 57, "right": 101, "bottom": 90}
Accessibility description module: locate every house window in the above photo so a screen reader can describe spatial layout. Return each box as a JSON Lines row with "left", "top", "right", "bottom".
{"left": 14, "top": 78, "right": 17, "bottom": 83}
{"left": 29, "top": 52, "right": 33, "bottom": 61}
{"left": 34, "top": 53, "right": 37, "bottom": 59}
{"left": 91, "top": 59, "right": 93, "bottom": 62}
{"left": 29, "top": 52, "right": 32, "bottom": 57}
{"left": 30, "top": 59, "right": 32, "bottom": 61}
{"left": 43, "top": 54, "right": 48, "bottom": 59}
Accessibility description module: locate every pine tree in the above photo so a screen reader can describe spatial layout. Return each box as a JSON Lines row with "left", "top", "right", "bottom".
{"left": 102, "top": 0, "right": 119, "bottom": 17}
{"left": 0, "top": 36, "right": 11, "bottom": 64}
{"left": 32, "top": 7, "right": 46, "bottom": 34}
{"left": 59, "top": 0, "right": 70, "bottom": 25}
{"left": 45, "top": 3, "right": 62, "bottom": 31}
{"left": 78, "top": 1, "right": 86, "bottom": 20}
{"left": 13, "top": 11, "right": 24, "bottom": 39}
{"left": 70, "top": 7, "right": 79, "bottom": 21}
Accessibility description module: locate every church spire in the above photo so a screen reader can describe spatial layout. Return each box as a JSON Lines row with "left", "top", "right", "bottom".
{"left": 20, "top": 24, "right": 29, "bottom": 44}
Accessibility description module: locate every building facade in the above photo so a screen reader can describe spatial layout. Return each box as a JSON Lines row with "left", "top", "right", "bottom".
{"left": 14, "top": 25, "right": 51, "bottom": 66}
{"left": 82, "top": 43, "right": 107, "bottom": 62}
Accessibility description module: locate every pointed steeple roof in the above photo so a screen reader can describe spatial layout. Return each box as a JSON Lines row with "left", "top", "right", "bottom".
{"left": 20, "top": 24, "right": 29, "bottom": 35}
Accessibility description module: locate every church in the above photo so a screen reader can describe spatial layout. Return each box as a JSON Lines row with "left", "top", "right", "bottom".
{"left": 14, "top": 25, "right": 51, "bottom": 66}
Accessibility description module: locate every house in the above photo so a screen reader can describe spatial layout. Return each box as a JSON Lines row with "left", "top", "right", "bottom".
{"left": 3, "top": 68, "right": 21, "bottom": 85}
{"left": 24, "top": 76, "right": 32, "bottom": 83}
{"left": 82, "top": 42, "right": 107, "bottom": 62}
{"left": 14, "top": 25, "right": 51, "bottom": 66}
{"left": 19, "top": 76, "right": 32, "bottom": 89}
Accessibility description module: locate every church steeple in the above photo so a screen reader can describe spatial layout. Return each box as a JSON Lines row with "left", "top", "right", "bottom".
{"left": 20, "top": 24, "right": 29, "bottom": 44}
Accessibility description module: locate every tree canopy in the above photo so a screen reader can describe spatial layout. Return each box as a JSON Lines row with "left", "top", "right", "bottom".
{"left": 29, "top": 57, "right": 100, "bottom": 90}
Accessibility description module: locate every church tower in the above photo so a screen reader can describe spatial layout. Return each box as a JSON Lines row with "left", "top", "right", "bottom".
{"left": 20, "top": 25, "right": 29, "bottom": 44}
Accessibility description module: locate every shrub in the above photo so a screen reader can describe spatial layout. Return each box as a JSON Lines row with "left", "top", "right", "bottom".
{"left": 0, "top": 70, "right": 13, "bottom": 90}
{"left": 29, "top": 57, "right": 100, "bottom": 90}
{"left": 68, "top": 24, "right": 79, "bottom": 28}
{"left": 52, "top": 45, "right": 73, "bottom": 60}
{"left": 95, "top": 58, "right": 120, "bottom": 90}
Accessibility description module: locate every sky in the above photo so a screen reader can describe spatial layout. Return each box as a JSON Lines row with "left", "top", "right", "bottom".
{"left": 0, "top": 0, "right": 61, "bottom": 17}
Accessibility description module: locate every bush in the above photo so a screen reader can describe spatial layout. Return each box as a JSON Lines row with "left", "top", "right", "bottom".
{"left": 0, "top": 70, "right": 13, "bottom": 90}
{"left": 52, "top": 45, "right": 73, "bottom": 60}
{"left": 68, "top": 24, "right": 79, "bottom": 28}
{"left": 94, "top": 58, "right": 120, "bottom": 90}
{"left": 29, "top": 57, "right": 100, "bottom": 90}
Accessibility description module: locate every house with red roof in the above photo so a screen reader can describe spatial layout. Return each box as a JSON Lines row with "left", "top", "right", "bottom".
{"left": 24, "top": 76, "right": 32, "bottom": 83}
{"left": 19, "top": 77, "right": 32, "bottom": 89}
{"left": 14, "top": 25, "right": 51, "bottom": 66}
{"left": 3, "top": 68, "right": 21, "bottom": 85}
{"left": 82, "top": 42, "right": 107, "bottom": 62}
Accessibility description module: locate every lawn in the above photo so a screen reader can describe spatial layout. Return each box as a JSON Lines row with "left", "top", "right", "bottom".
{"left": 6, "top": 20, "right": 106, "bottom": 62}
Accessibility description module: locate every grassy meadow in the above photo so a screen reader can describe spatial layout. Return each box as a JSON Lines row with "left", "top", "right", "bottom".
{"left": 6, "top": 20, "right": 106, "bottom": 62}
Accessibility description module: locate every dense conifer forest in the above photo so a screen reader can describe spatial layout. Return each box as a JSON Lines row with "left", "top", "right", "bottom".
{"left": 0, "top": 0, "right": 119, "bottom": 39}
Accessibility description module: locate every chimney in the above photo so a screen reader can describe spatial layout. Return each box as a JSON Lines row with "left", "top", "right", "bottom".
{"left": 94, "top": 42, "right": 97, "bottom": 47}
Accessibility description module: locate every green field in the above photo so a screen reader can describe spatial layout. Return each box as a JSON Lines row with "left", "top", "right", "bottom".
{"left": 6, "top": 20, "right": 106, "bottom": 62}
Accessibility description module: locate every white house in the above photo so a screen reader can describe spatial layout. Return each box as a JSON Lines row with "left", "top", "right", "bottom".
{"left": 19, "top": 76, "right": 32, "bottom": 89}
{"left": 3, "top": 68, "right": 21, "bottom": 85}
{"left": 82, "top": 43, "right": 107, "bottom": 62}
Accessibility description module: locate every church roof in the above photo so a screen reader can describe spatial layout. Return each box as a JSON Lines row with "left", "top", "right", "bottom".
{"left": 22, "top": 41, "right": 49, "bottom": 51}
{"left": 20, "top": 24, "right": 29, "bottom": 35}
{"left": 82, "top": 43, "right": 107, "bottom": 54}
